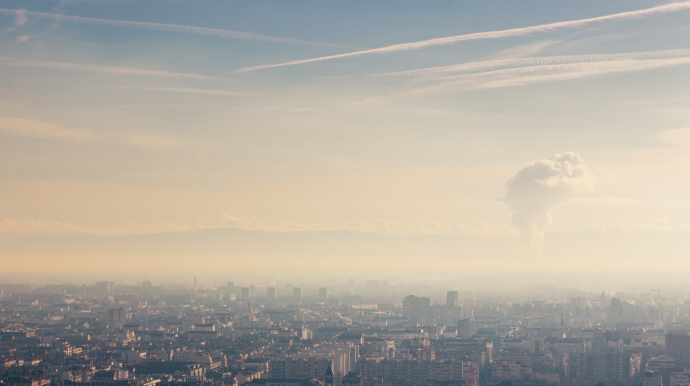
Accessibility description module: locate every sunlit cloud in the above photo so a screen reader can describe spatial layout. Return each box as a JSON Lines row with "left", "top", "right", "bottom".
{"left": 105, "top": 86, "right": 254, "bottom": 97}
{"left": 0, "top": 212, "right": 516, "bottom": 239}
{"left": 571, "top": 196, "right": 645, "bottom": 206}
{"left": 585, "top": 218, "right": 690, "bottom": 233}
{"left": 0, "top": 116, "right": 216, "bottom": 152}
{"left": 0, "top": 219, "right": 87, "bottom": 235}
{"left": 505, "top": 153, "right": 589, "bottom": 259}
{"left": 218, "top": 214, "right": 516, "bottom": 238}
{"left": 125, "top": 133, "right": 215, "bottom": 151}
{"left": 0, "top": 116, "right": 94, "bottom": 141}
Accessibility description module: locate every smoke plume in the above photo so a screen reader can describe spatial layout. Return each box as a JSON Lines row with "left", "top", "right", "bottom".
{"left": 505, "top": 152, "right": 588, "bottom": 258}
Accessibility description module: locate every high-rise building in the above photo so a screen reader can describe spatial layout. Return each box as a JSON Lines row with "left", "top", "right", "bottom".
{"left": 319, "top": 288, "right": 328, "bottom": 300}
{"left": 267, "top": 287, "right": 276, "bottom": 300}
{"left": 294, "top": 288, "right": 302, "bottom": 303}
{"left": 568, "top": 350, "right": 641, "bottom": 382}
{"left": 458, "top": 318, "right": 475, "bottom": 338}
{"left": 241, "top": 287, "right": 251, "bottom": 301}
{"left": 446, "top": 290, "right": 459, "bottom": 307}
{"left": 268, "top": 343, "right": 357, "bottom": 383}
{"left": 107, "top": 308, "right": 126, "bottom": 329}
{"left": 403, "top": 295, "right": 431, "bottom": 320}
{"left": 608, "top": 297, "right": 622, "bottom": 322}
{"left": 357, "top": 359, "right": 466, "bottom": 385}
{"left": 666, "top": 330, "right": 690, "bottom": 364}
{"left": 96, "top": 281, "right": 111, "bottom": 295}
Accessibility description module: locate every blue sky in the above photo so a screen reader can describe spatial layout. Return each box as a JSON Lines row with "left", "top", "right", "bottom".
{"left": 1, "top": 0, "right": 690, "bottom": 276}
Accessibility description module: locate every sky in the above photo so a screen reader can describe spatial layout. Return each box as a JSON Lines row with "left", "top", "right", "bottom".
{"left": 1, "top": 0, "right": 690, "bottom": 280}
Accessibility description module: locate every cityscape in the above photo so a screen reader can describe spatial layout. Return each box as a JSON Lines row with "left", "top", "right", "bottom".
{"left": 2, "top": 280, "right": 690, "bottom": 386}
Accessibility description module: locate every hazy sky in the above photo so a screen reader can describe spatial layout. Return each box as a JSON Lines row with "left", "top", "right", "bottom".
{"left": 1, "top": 0, "right": 690, "bottom": 277}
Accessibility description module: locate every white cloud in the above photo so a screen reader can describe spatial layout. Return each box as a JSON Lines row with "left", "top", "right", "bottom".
{"left": 234, "top": 1, "right": 690, "bottom": 72}
{"left": 14, "top": 9, "right": 26, "bottom": 25}
{"left": 505, "top": 152, "right": 589, "bottom": 258}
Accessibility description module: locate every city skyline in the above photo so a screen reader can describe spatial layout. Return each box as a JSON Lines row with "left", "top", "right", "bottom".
{"left": 1, "top": 276, "right": 690, "bottom": 386}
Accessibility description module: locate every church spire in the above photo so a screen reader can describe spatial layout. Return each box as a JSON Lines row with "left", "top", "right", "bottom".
{"left": 324, "top": 363, "right": 334, "bottom": 385}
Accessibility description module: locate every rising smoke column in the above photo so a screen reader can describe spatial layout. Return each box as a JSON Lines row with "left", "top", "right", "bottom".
{"left": 505, "top": 152, "right": 588, "bottom": 258}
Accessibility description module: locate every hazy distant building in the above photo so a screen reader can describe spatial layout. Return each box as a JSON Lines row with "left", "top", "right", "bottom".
{"left": 267, "top": 287, "right": 276, "bottom": 300}
{"left": 666, "top": 330, "right": 690, "bottom": 364}
{"left": 403, "top": 295, "right": 431, "bottom": 319}
{"left": 108, "top": 308, "right": 126, "bottom": 329}
{"left": 569, "top": 350, "right": 641, "bottom": 383}
{"left": 458, "top": 318, "right": 475, "bottom": 338}
{"left": 241, "top": 287, "right": 251, "bottom": 301}
{"left": 367, "top": 280, "right": 381, "bottom": 290}
{"left": 642, "top": 372, "right": 663, "bottom": 386}
{"left": 646, "top": 355, "right": 675, "bottom": 372}
{"left": 446, "top": 290, "right": 459, "bottom": 307}
{"left": 319, "top": 288, "right": 328, "bottom": 300}
{"left": 96, "top": 281, "right": 111, "bottom": 295}
{"left": 608, "top": 297, "right": 622, "bottom": 322}
{"left": 293, "top": 288, "right": 302, "bottom": 303}
{"left": 357, "top": 359, "right": 466, "bottom": 385}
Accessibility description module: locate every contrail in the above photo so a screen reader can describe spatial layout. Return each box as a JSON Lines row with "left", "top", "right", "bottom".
{"left": 234, "top": 1, "right": 690, "bottom": 73}
{"left": 0, "top": 56, "right": 224, "bottom": 81}
{"left": 0, "top": 8, "right": 344, "bottom": 48}
{"left": 105, "top": 86, "right": 254, "bottom": 97}
{"left": 407, "top": 56, "right": 690, "bottom": 94}
{"left": 376, "top": 49, "right": 690, "bottom": 78}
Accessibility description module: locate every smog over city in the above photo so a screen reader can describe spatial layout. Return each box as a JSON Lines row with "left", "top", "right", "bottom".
{"left": 1, "top": 1, "right": 690, "bottom": 386}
